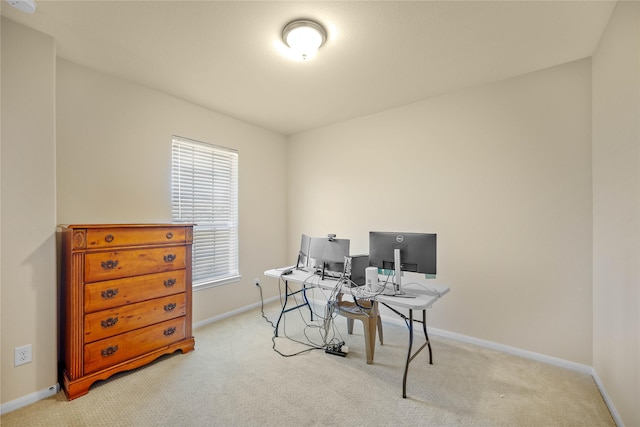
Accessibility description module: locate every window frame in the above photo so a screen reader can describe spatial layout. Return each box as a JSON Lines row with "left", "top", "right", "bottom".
{"left": 171, "top": 135, "right": 240, "bottom": 290}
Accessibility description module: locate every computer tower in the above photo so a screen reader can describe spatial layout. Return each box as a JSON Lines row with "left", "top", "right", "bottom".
{"left": 345, "top": 254, "right": 369, "bottom": 286}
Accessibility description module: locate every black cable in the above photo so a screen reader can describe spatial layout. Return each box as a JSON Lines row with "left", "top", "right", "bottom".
{"left": 256, "top": 282, "right": 276, "bottom": 329}
{"left": 256, "top": 276, "right": 325, "bottom": 357}
{"left": 288, "top": 281, "right": 339, "bottom": 348}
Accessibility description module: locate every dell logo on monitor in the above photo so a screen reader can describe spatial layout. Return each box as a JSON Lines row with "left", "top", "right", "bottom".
{"left": 396, "top": 235, "right": 404, "bottom": 243}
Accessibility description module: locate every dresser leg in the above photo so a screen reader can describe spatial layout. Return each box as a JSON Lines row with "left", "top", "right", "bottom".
{"left": 62, "top": 371, "right": 92, "bottom": 401}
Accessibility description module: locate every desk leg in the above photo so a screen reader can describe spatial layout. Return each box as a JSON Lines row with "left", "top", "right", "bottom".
{"left": 302, "top": 285, "right": 314, "bottom": 322}
{"left": 275, "top": 281, "right": 313, "bottom": 337}
{"left": 422, "top": 309, "right": 433, "bottom": 365}
{"left": 380, "top": 303, "right": 432, "bottom": 398}
{"left": 402, "top": 309, "right": 433, "bottom": 398}
{"left": 402, "top": 309, "right": 415, "bottom": 398}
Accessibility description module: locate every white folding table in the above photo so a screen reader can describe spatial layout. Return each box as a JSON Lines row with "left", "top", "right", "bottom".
{"left": 264, "top": 267, "right": 450, "bottom": 398}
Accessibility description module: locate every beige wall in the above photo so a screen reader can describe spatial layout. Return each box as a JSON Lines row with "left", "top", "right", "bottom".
{"left": 2, "top": 6, "right": 638, "bottom": 424}
{"left": 592, "top": 2, "right": 640, "bottom": 426}
{"left": 56, "top": 58, "right": 289, "bottom": 325}
{"left": 1, "top": 19, "right": 289, "bottom": 407}
{"left": 289, "top": 58, "right": 593, "bottom": 365}
{"left": 1, "top": 19, "right": 58, "bottom": 403}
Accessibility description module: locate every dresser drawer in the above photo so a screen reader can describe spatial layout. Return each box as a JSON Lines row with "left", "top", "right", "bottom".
{"left": 84, "top": 293, "right": 186, "bottom": 343}
{"left": 85, "top": 270, "right": 186, "bottom": 313}
{"left": 86, "top": 226, "right": 187, "bottom": 249}
{"left": 84, "top": 317, "right": 186, "bottom": 375}
{"left": 85, "top": 246, "right": 186, "bottom": 282}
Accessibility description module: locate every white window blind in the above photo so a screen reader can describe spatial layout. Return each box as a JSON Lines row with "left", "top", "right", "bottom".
{"left": 172, "top": 136, "right": 239, "bottom": 287}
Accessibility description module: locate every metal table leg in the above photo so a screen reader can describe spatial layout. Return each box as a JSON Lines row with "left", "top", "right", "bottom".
{"left": 402, "top": 309, "right": 432, "bottom": 398}
{"left": 274, "top": 280, "right": 313, "bottom": 337}
{"left": 402, "top": 309, "right": 414, "bottom": 398}
{"left": 422, "top": 309, "right": 433, "bottom": 364}
{"left": 382, "top": 302, "right": 432, "bottom": 398}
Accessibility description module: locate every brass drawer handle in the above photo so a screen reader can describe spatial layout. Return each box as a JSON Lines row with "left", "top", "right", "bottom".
{"left": 163, "top": 254, "right": 176, "bottom": 263}
{"left": 164, "top": 303, "right": 177, "bottom": 312}
{"left": 164, "top": 327, "right": 177, "bottom": 336}
{"left": 101, "top": 289, "right": 119, "bottom": 299}
{"left": 100, "top": 317, "right": 119, "bottom": 328}
{"left": 101, "top": 260, "right": 119, "bottom": 270}
{"left": 105, "top": 234, "right": 114, "bottom": 243}
{"left": 166, "top": 232, "right": 173, "bottom": 240}
{"left": 101, "top": 345, "right": 119, "bottom": 357}
{"left": 163, "top": 278, "right": 176, "bottom": 287}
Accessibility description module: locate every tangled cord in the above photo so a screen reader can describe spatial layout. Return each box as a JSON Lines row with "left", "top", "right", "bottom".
{"left": 256, "top": 277, "right": 333, "bottom": 357}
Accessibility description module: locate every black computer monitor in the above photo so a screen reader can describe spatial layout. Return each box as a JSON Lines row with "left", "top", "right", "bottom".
{"left": 369, "top": 231, "right": 436, "bottom": 293}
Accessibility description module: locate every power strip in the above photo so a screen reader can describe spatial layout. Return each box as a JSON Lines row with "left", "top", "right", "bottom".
{"left": 325, "top": 342, "right": 348, "bottom": 357}
{"left": 325, "top": 348, "right": 347, "bottom": 357}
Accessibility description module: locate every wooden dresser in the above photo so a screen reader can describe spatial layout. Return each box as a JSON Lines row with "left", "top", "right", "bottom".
{"left": 59, "top": 224, "right": 195, "bottom": 400}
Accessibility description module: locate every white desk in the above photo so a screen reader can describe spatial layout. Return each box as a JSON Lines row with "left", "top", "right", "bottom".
{"left": 264, "top": 267, "right": 450, "bottom": 398}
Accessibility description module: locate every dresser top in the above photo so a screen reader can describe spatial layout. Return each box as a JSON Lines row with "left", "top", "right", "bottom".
{"left": 59, "top": 223, "right": 195, "bottom": 229}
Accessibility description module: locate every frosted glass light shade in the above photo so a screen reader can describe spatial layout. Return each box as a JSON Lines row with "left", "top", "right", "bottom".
{"left": 282, "top": 20, "right": 327, "bottom": 61}
{"left": 6, "top": 0, "right": 37, "bottom": 13}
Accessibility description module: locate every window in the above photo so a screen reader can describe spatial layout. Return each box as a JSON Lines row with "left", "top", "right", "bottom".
{"left": 171, "top": 136, "right": 239, "bottom": 288}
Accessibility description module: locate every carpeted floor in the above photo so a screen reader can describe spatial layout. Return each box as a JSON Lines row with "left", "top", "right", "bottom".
{"left": 1, "top": 301, "right": 615, "bottom": 426}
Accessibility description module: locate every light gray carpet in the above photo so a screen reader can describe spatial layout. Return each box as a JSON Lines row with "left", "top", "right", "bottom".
{"left": 1, "top": 301, "right": 614, "bottom": 426}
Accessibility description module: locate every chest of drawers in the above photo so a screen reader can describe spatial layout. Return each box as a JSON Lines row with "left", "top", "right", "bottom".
{"left": 59, "top": 224, "right": 195, "bottom": 400}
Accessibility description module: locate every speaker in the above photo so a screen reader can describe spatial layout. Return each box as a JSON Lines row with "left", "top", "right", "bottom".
{"left": 345, "top": 254, "right": 369, "bottom": 286}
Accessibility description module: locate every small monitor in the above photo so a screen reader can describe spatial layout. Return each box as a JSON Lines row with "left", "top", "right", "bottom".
{"left": 305, "top": 235, "right": 350, "bottom": 278}
{"left": 369, "top": 231, "right": 437, "bottom": 293}
{"left": 320, "top": 238, "right": 350, "bottom": 275}
{"left": 307, "top": 237, "right": 326, "bottom": 270}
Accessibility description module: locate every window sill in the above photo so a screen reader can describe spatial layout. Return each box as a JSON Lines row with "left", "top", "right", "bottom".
{"left": 193, "top": 275, "right": 242, "bottom": 291}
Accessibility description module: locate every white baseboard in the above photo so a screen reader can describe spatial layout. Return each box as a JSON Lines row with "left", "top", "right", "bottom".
{"left": 1, "top": 383, "right": 59, "bottom": 415}
{"left": 309, "top": 296, "right": 622, "bottom": 425}
{"left": 426, "top": 325, "right": 594, "bottom": 375}
{"left": 591, "top": 369, "right": 624, "bottom": 427}
{"left": 1, "top": 299, "right": 621, "bottom": 426}
{"left": 307, "top": 296, "right": 591, "bottom": 371}
{"left": 1, "top": 296, "right": 279, "bottom": 415}
{"left": 192, "top": 294, "right": 280, "bottom": 329}
{"left": 371, "top": 312, "right": 623, "bottom": 426}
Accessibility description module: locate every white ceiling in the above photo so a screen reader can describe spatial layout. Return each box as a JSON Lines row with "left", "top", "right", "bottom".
{"left": 2, "top": 1, "right": 616, "bottom": 135}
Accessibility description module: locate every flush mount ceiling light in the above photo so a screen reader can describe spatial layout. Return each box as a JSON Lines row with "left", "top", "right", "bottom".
{"left": 282, "top": 19, "right": 327, "bottom": 61}
{"left": 5, "top": 0, "right": 37, "bottom": 13}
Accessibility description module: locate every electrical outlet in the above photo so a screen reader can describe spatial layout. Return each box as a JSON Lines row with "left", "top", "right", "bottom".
{"left": 15, "top": 344, "right": 32, "bottom": 366}
{"left": 254, "top": 277, "right": 260, "bottom": 286}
